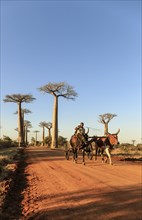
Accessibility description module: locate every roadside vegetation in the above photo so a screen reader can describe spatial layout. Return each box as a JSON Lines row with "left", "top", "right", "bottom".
{"left": 0, "top": 136, "right": 19, "bottom": 182}
{"left": 0, "top": 136, "right": 22, "bottom": 212}
{"left": 0, "top": 135, "right": 67, "bottom": 181}
{"left": 112, "top": 143, "right": 142, "bottom": 160}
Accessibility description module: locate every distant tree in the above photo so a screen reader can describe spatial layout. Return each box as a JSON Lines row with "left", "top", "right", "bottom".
{"left": 3, "top": 135, "right": 12, "bottom": 142}
{"left": 34, "top": 130, "right": 40, "bottom": 146}
{"left": 14, "top": 108, "right": 32, "bottom": 139}
{"left": 58, "top": 136, "right": 67, "bottom": 147}
{"left": 38, "top": 82, "right": 78, "bottom": 148}
{"left": 98, "top": 113, "right": 117, "bottom": 135}
{"left": 0, "top": 135, "right": 18, "bottom": 148}
{"left": 24, "top": 120, "right": 32, "bottom": 145}
{"left": 14, "top": 108, "right": 32, "bottom": 119}
{"left": 131, "top": 140, "right": 136, "bottom": 146}
{"left": 45, "top": 122, "right": 52, "bottom": 138}
{"left": 31, "top": 137, "right": 35, "bottom": 145}
{"left": 3, "top": 94, "right": 35, "bottom": 147}
{"left": 45, "top": 136, "right": 52, "bottom": 147}
{"left": 39, "top": 121, "right": 48, "bottom": 146}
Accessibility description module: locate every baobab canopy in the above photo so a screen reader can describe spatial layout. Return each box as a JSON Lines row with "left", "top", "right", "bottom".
{"left": 38, "top": 82, "right": 78, "bottom": 100}
{"left": 3, "top": 94, "right": 36, "bottom": 103}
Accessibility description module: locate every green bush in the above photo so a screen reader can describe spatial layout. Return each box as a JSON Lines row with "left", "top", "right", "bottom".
{"left": 0, "top": 136, "right": 18, "bottom": 148}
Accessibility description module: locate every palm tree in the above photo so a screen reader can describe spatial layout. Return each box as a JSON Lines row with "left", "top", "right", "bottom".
{"left": 98, "top": 113, "right": 117, "bottom": 135}
{"left": 38, "top": 82, "right": 78, "bottom": 148}
{"left": 3, "top": 94, "right": 36, "bottom": 147}
{"left": 39, "top": 121, "right": 48, "bottom": 146}
{"left": 34, "top": 130, "right": 39, "bottom": 146}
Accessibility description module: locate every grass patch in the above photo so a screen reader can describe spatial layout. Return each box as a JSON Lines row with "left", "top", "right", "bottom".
{"left": 0, "top": 147, "right": 22, "bottom": 181}
{"left": 0, "top": 147, "right": 23, "bottom": 213}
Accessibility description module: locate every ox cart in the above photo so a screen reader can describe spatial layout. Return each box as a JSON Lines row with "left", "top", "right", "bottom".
{"left": 65, "top": 129, "right": 120, "bottom": 165}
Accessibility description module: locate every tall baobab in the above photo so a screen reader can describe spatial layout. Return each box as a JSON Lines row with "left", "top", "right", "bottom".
{"left": 98, "top": 113, "right": 117, "bottom": 135}
{"left": 39, "top": 121, "right": 48, "bottom": 146}
{"left": 38, "top": 82, "right": 78, "bottom": 148}
{"left": 3, "top": 94, "right": 36, "bottom": 147}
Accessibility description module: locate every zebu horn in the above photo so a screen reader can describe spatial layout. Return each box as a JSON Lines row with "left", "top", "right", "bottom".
{"left": 116, "top": 128, "right": 120, "bottom": 135}
{"left": 86, "top": 127, "right": 89, "bottom": 134}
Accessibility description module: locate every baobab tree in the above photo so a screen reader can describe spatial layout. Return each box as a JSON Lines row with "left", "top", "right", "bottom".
{"left": 24, "top": 120, "right": 32, "bottom": 145}
{"left": 14, "top": 108, "right": 32, "bottom": 121}
{"left": 3, "top": 94, "right": 36, "bottom": 147}
{"left": 14, "top": 108, "right": 32, "bottom": 143}
{"left": 46, "top": 122, "right": 52, "bottom": 138}
{"left": 45, "top": 122, "right": 52, "bottom": 147}
{"left": 132, "top": 140, "right": 136, "bottom": 146}
{"left": 38, "top": 82, "right": 78, "bottom": 148}
{"left": 98, "top": 113, "right": 117, "bottom": 135}
{"left": 34, "top": 130, "right": 39, "bottom": 146}
{"left": 31, "top": 137, "right": 35, "bottom": 145}
{"left": 39, "top": 121, "right": 48, "bottom": 146}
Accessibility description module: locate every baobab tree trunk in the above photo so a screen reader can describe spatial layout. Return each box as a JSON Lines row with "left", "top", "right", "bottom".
{"left": 25, "top": 127, "right": 28, "bottom": 145}
{"left": 51, "top": 96, "right": 58, "bottom": 148}
{"left": 18, "top": 103, "right": 24, "bottom": 147}
{"left": 48, "top": 128, "right": 51, "bottom": 138}
{"left": 104, "top": 123, "right": 108, "bottom": 136}
{"left": 35, "top": 133, "right": 37, "bottom": 146}
{"left": 22, "top": 112, "right": 25, "bottom": 145}
{"left": 42, "top": 127, "right": 45, "bottom": 146}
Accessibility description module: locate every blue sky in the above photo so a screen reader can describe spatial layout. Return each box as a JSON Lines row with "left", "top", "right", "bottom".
{"left": 1, "top": 0, "right": 141, "bottom": 144}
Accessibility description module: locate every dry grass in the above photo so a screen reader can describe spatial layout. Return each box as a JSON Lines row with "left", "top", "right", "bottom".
{"left": 0, "top": 147, "right": 22, "bottom": 210}
{"left": 112, "top": 145, "right": 142, "bottom": 160}
{"left": 0, "top": 147, "right": 21, "bottom": 180}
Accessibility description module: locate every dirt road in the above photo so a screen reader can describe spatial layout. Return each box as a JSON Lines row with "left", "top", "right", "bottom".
{"left": 1, "top": 146, "right": 142, "bottom": 220}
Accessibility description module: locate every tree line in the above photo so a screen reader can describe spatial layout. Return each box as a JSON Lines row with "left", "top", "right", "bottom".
{"left": 3, "top": 82, "right": 117, "bottom": 148}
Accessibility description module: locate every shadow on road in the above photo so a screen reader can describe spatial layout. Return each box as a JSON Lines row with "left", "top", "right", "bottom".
{"left": 28, "top": 185, "right": 142, "bottom": 220}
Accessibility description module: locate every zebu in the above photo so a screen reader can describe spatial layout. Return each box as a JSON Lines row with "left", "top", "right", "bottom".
{"left": 69, "top": 129, "right": 97, "bottom": 165}
{"left": 90, "top": 129, "right": 120, "bottom": 165}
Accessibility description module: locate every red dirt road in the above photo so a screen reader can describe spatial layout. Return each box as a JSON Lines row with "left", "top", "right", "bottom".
{"left": 1, "top": 146, "right": 142, "bottom": 220}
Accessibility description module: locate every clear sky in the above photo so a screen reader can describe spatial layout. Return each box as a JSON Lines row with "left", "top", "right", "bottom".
{"left": 1, "top": 0, "right": 141, "bottom": 144}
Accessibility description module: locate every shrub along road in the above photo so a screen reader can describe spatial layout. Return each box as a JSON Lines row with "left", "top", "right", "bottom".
{"left": 0, "top": 146, "right": 141, "bottom": 220}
